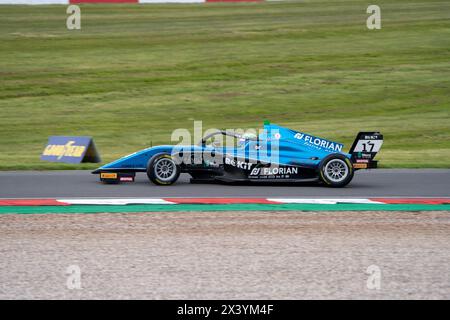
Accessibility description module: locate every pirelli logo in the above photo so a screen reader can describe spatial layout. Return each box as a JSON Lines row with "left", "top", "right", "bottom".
{"left": 101, "top": 173, "right": 117, "bottom": 179}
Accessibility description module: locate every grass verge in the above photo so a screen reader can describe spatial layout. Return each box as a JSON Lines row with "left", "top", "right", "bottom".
{"left": 0, "top": 1, "right": 449, "bottom": 169}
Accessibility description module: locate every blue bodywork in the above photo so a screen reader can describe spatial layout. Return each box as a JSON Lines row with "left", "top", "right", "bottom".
{"left": 93, "top": 124, "right": 351, "bottom": 173}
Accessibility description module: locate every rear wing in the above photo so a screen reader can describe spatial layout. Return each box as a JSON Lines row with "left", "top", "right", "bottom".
{"left": 349, "top": 132, "right": 383, "bottom": 169}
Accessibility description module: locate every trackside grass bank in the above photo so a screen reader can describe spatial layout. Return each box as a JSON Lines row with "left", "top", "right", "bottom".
{"left": 0, "top": 1, "right": 449, "bottom": 169}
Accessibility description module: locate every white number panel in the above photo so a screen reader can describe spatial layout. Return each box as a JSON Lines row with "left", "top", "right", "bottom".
{"left": 353, "top": 140, "right": 383, "bottom": 153}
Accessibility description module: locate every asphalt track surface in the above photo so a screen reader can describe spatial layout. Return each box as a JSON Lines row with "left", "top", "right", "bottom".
{"left": 0, "top": 169, "right": 449, "bottom": 198}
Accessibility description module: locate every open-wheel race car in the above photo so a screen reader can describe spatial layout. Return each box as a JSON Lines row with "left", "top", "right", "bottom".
{"left": 92, "top": 123, "right": 383, "bottom": 187}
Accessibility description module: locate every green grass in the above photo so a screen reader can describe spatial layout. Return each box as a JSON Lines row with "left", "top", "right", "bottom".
{"left": 0, "top": 0, "right": 449, "bottom": 169}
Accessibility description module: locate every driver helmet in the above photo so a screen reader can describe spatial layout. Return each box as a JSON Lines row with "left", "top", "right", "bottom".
{"left": 237, "top": 132, "right": 257, "bottom": 147}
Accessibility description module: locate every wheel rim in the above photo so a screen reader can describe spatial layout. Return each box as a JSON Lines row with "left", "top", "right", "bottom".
{"left": 324, "top": 159, "right": 348, "bottom": 183}
{"left": 154, "top": 158, "right": 177, "bottom": 182}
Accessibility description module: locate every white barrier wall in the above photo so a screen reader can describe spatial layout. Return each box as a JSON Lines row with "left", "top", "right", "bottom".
{"left": 0, "top": 0, "right": 69, "bottom": 3}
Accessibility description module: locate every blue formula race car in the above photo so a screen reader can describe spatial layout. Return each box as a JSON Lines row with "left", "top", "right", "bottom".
{"left": 92, "top": 123, "right": 383, "bottom": 187}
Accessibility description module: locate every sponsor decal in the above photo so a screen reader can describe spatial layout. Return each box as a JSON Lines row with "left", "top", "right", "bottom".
{"left": 41, "top": 136, "right": 101, "bottom": 164}
{"left": 204, "top": 159, "right": 220, "bottom": 167}
{"left": 363, "top": 135, "right": 380, "bottom": 140}
{"left": 353, "top": 163, "right": 368, "bottom": 169}
{"left": 43, "top": 141, "right": 86, "bottom": 160}
{"left": 249, "top": 166, "right": 299, "bottom": 179}
{"left": 260, "top": 167, "right": 298, "bottom": 175}
{"left": 101, "top": 173, "right": 117, "bottom": 179}
{"left": 119, "top": 176, "right": 134, "bottom": 182}
{"left": 225, "top": 157, "right": 253, "bottom": 170}
{"left": 293, "top": 133, "right": 343, "bottom": 152}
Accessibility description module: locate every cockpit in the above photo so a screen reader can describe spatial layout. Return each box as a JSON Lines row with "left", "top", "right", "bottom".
{"left": 199, "top": 130, "right": 258, "bottom": 149}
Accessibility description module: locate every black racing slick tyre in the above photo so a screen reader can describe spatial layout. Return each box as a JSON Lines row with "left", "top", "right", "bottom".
{"left": 147, "top": 153, "right": 180, "bottom": 186}
{"left": 318, "top": 154, "right": 354, "bottom": 188}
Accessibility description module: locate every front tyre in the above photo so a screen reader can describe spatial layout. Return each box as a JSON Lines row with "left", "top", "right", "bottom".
{"left": 318, "top": 154, "right": 354, "bottom": 188}
{"left": 147, "top": 153, "right": 180, "bottom": 185}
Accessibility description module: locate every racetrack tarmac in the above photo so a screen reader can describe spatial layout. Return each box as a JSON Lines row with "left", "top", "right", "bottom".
{"left": 1, "top": 210, "right": 450, "bottom": 299}
{"left": 0, "top": 169, "right": 449, "bottom": 198}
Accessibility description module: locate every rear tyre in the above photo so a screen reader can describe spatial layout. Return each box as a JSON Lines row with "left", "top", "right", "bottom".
{"left": 318, "top": 154, "right": 354, "bottom": 188}
{"left": 147, "top": 153, "right": 180, "bottom": 185}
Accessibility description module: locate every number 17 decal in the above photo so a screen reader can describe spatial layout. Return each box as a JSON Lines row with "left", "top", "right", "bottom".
{"left": 362, "top": 141, "right": 375, "bottom": 152}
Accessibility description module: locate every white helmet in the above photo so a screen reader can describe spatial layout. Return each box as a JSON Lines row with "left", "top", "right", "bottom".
{"left": 237, "top": 132, "right": 257, "bottom": 147}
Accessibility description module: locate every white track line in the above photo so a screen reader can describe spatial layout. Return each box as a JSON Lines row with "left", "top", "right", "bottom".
{"left": 57, "top": 198, "right": 175, "bottom": 205}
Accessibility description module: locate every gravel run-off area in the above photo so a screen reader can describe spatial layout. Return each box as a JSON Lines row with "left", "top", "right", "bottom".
{"left": 1, "top": 210, "right": 450, "bottom": 299}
